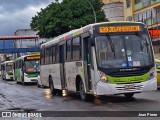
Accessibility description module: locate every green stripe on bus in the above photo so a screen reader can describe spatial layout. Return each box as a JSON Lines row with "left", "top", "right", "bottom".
{"left": 15, "top": 68, "right": 21, "bottom": 79}
{"left": 26, "top": 74, "right": 38, "bottom": 77}
{"left": 108, "top": 72, "right": 149, "bottom": 84}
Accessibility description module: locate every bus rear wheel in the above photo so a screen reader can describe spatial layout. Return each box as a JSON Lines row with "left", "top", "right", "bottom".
{"left": 49, "top": 77, "right": 58, "bottom": 95}
{"left": 124, "top": 93, "right": 134, "bottom": 99}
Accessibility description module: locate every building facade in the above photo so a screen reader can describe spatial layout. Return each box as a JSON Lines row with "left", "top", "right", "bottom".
{"left": 124, "top": 0, "right": 160, "bottom": 28}
{"left": 124, "top": 0, "right": 160, "bottom": 58}
{"left": 102, "top": 0, "right": 124, "bottom": 21}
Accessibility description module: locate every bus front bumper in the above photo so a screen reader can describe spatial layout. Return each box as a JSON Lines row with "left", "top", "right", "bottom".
{"left": 6, "top": 74, "right": 13, "bottom": 80}
{"left": 96, "top": 77, "right": 157, "bottom": 95}
{"left": 24, "top": 76, "right": 38, "bottom": 83}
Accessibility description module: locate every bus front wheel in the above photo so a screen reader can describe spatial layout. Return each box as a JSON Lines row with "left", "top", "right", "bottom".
{"left": 49, "top": 77, "right": 58, "bottom": 95}
{"left": 22, "top": 76, "right": 25, "bottom": 85}
{"left": 79, "top": 80, "right": 91, "bottom": 101}
{"left": 124, "top": 93, "right": 134, "bottom": 99}
{"left": 16, "top": 80, "right": 20, "bottom": 84}
{"left": 37, "top": 81, "right": 41, "bottom": 88}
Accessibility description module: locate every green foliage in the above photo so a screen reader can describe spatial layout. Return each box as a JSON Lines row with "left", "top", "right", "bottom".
{"left": 30, "top": 0, "right": 108, "bottom": 38}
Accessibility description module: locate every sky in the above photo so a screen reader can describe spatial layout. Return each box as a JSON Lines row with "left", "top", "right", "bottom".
{"left": 0, "top": 0, "right": 54, "bottom": 36}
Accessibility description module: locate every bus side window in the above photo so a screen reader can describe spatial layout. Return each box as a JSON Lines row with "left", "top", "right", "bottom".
{"left": 49, "top": 47, "right": 52, "bottom": 64}
{"left": 40, "top": 49, "right": 43, "bottom": 65}
{"left": 45, "top": 48, "right": 47, "bottom": 64}
{"left": 19, "top": 61, "right": 20, "bottom": 69}
{"left": 2, "top": 65, "right": 4, "bottom": 70}
{"left": 55, "top": 45, "right": 59, "bottom": 63}
{"left": 72, "top": 37, "right": 81, "bottom": 61}
{"left": 52, "top": 46, "right": 55, "bottom": 63}
{"left": 18, "top": 61, "right": 20, "bottom": 69}
{"left": 16, "top": 61, "right": 18, "bottom": 69}
{"left": 66, "top": 39, "right": 71, "bottom": 61}
{"left": 13, "top": 63, "right": 15, "bottom": 70}
{"left": 20, "top": 60, "right": 22, "bottom": 68}
{"left": 46, "top": 48, "right": 48, "bottom": 64}
{"left": 43, "top": 48, "right": 45, "bottom": 65}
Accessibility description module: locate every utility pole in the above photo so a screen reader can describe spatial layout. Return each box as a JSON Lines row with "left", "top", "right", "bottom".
{"left": 86, "top": 0, "right": 97, "bottom": 23}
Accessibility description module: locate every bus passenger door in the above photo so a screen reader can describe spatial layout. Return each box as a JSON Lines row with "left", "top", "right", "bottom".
{"left": 59, "top": 44, "right": 66, "bottom": 89}
{"left": 84, "top": 36, "right": 98, "bottom": 94}
{"left": 83, "top": 37, "right": 93, "bottom": 92}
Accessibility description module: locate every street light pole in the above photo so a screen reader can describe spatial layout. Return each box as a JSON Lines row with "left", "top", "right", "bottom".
{"left": 86, "top": 0, "right": 97, "bottom": 23}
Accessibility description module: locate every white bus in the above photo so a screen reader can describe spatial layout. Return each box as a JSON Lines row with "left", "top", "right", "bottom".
{"left": 40, "top": 22, "right": 157, "bottom": 101}
{"left": 13, "top": 55, "right": 40, "bottom": 84}
{"left": 1, "top": 61, "right": 14, "bottom": 80}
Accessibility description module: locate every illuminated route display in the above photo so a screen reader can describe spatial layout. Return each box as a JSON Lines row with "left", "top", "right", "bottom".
{"left": 25, "top": 56, "right": 40, "bottom": 60}
{"left": 6, "top": 62, "right": 13, "bottom": 66}
{"left": 99, "top": 26, "right": 141, "bottom": 33}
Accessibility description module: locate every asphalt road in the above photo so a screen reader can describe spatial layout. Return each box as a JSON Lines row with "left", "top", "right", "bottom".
{"left": 0, "top": 79, "right": 160, "bottom": 120}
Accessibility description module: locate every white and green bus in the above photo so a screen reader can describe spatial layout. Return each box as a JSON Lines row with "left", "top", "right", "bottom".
{"left": 40, "top": 21, "right": 157, "bottom": 101}
{"left": 13, "top": 55, "right": 40, "bottom": 84}
{"left": 1, "top": 61, "right": 14, "bottom": 80}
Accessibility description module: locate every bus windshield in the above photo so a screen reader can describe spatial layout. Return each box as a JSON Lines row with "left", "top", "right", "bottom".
{"left": 95, "top": 33, "right": 154, "bottom": 69}
{"left": 24, "top": 60, "right": 40, "bottom": 73}
{"left": 6, "top": 65, "right": 13, "bottom": 73}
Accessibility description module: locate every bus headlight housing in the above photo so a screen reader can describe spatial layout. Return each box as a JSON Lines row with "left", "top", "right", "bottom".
{"left": 98, "top": 70, "right": 108, "bottom": 83}
{"left": 24, "top": 73, "right": 29, "bottom": 78}
{"left": 148, "top": 68, "right": 155, "bottom": 80}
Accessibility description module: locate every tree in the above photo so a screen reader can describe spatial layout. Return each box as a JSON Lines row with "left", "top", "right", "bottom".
{"left": 30, "top": 0, "right": 108, "bottom": 38}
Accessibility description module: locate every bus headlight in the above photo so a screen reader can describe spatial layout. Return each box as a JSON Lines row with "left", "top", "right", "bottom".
{"left": 148, "top": 68, "right": 155, "bottom": 80}
{"left": 24, "top": 73, "right": 29, "bottom": 78}
{"left": 98, "top": 70, "right": 108, "bottom": 83}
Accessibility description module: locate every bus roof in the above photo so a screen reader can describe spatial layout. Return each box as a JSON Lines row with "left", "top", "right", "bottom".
{"left": 14, "top": 54, "right": 40, "bottom": 62}
{"left": 41, "top": 21, "right": 145, "bottom": 48}
{"left": 1, "top": 60, "right": 13, "bottom": 64}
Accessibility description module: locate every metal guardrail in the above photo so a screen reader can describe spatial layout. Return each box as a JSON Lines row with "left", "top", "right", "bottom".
{"left": 0, "top": 48, "right": 40, "bottom": 53}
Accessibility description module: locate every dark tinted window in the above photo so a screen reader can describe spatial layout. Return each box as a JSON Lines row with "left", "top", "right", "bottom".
{"left": 66, "top": 40, "right": 71, "bottom": 61}
{"left": 72, "top": 37, "right": 81, "bottom": 60}
{"left": 126, "top": 0, "right": 131, "bottom": 8}
{"left": 52, "top": 46, "right": 56, "bottom": 63}
{"left": 55, "top": 45, "right": 59, "bottom": 63}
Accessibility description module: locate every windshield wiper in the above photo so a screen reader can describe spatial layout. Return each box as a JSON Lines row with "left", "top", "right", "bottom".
{"left": 135, "top": 32, "right": 151, "bottom": 62}
{"left": 136, "top": 32, "right": 149, "bottom": 47}
{"left": 135, "top": 32, "right": 144, "bottom": 51}
{"left": 107, "top": 36, "right": 114, "bottom": 52}
{"left": 107, "top": 35, "right": 116, "bottom": 58}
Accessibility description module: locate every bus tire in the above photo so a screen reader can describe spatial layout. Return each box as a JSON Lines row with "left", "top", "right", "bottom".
{"left": 79, "top": 80, "right": 90, "bottom": 101}
{"left": 37, "top": 84, "right": 40, "bottom": 88}
{"left": 37, "top": 81, "right": 40, "bottom": 88}
{"left": 124, "top": 93, "right": 134, "bottom": 99}
{"left": 22, "top": 76, "right": 25, "bottom": 85}
{"left": 49, "top": 77, "right": 57, "bottom": 95}
{"left": 16, "top": 79, "right": 20, "bottom": 84}
{"left": 22, "top": 81, "right": 25, "bottom": 85}
{"left": 57, "top": 90, "right": 62, "bottom": 96}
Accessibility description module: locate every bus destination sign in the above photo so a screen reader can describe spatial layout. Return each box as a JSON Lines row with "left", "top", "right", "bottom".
{"left": 99, "top": 26, "right": 141, "bottom": 33}
{"left": 26, "top": 56, "right": 40, "bottom": 60}
{"left": 7, "top": 62, "right": 13, "bottom": 66}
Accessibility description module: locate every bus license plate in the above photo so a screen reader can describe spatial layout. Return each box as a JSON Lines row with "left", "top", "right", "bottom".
{"left": 125, "top": 85, "right": 135, "bottom": 89}
{"left": 31, "top": 79, "right": 37, "bottom": 81}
